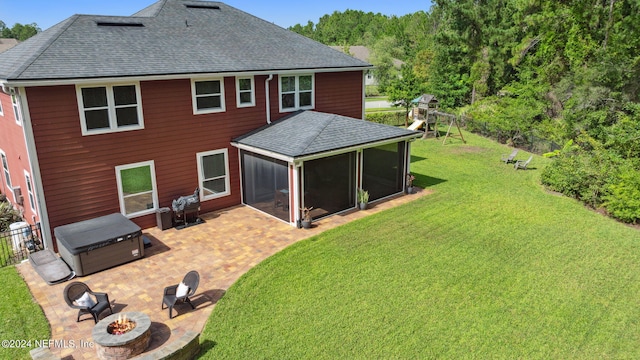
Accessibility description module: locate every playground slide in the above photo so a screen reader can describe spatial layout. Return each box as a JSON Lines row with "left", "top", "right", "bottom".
{"left": 408, "top": 120, "right": 424, "bottom": 131}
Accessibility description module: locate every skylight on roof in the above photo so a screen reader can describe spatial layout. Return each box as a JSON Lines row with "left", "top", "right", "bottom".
{"left": 96, "top": 22, "right": 145, "bottom": 27}
{"left": 185, "top": 4, "right": 221, "bottom": 10}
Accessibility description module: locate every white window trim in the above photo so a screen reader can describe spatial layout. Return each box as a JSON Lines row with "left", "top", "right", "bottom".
{"left": 0, "top": 97, "right": 4, "bottom": 116}
{"left": 11, "top": 89, "right": 21, "bottom": 125}
{"left": 196, "top": 148, "right": 231, "bottom": 201}
{"left": 24, "top": 170, "right": 36, "bottom": 212}
{"left": 278, "top": 74, "right": 314, "bottom": 113}
{"left": 191, "top": 78, "right": 226, "bottom": 114}
{"left": 0, "top": 150, "right": 13, "bottom": 202}
{"left": 235, "top": 76, "right": 255, "bottom": 108}
{"left": 115, "top": 160, "right": 158, "bottom": 218}
{"left": 76, "top": 83, "right": 145, "bottom": 136}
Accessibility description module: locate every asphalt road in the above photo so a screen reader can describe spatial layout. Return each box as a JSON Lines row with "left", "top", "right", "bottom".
{"left": 365, "top": 100, "right": 392, "bottom": 109}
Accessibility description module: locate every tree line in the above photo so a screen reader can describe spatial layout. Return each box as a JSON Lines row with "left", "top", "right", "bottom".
{"left": 0, "top": 21, "right": 40, "bottom": 41}
{"left": 289, "top": 1, "right": 640, "bottom": 224}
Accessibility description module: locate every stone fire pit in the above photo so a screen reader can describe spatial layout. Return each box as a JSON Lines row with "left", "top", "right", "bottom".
{"left": 92, "top": 312, "right": 151, "bottom": 360}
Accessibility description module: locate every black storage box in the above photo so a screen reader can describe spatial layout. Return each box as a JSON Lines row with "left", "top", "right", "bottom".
{"left": 54, "top": 213, "right": 143, "bottom": 276}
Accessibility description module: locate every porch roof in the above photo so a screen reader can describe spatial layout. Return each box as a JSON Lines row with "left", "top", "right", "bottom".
{"left": 231, "top": 111, "right": 421, "bottom": 160}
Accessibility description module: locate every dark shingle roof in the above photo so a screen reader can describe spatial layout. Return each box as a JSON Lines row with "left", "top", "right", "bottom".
{"left": 329, "top": 45, "right": 404, "bottom": 68}
{"left": 0, "top": 0, "right": 370, "bottom": 81}
{"left": 232, "top": 111, "right": 421, "bottom": 158}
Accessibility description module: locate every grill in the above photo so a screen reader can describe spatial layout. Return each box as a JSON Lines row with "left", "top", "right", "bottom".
{"left": 172, "top": 188, "right": 201, "bottom": 228}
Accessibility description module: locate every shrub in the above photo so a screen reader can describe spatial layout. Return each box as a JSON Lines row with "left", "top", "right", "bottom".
{"left": 365, "top": 85, "right": 381, "bottom": 97}
{"left": 365, "top": 112, "right": 405, "bottom": 126}
{"left": 604, "top": 165, "right": 640, "bottom": 224}
{"left": 540, "top": 147, "right": 623, "bottom": 209}
{"left": 540, "top": 154, "right": 586, "bottom": 199}
{"left": 0, "top": 202, "right": 21, "bottom": 232}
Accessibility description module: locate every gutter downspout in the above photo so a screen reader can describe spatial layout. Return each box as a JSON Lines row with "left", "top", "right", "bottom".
{"left": 1, "top": 81, "right": 10, "bottom": 94}
{"left": 265, "top": 74, "right": 274, "bottom": 124}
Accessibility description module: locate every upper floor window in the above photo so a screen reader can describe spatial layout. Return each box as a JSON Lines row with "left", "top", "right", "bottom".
{"left": 1, "top": 150, "right": 12, "bottom": 191}
{"left": 279, "top": 74, "right": 314, "bottom": 112}
{"left": 76, "top": 83, "right": 144, "bottom": 135}
{"left": 0, "top": 96, "right": 4, "bottom": 116}
{"left": 236, "top": 77, "right": 255, "bottom": 108}
{"left": 11, "top": 90, "right": 21, "bottom": 125}
{"left": 192, "top": 78, "right": 226, "bottom": 114}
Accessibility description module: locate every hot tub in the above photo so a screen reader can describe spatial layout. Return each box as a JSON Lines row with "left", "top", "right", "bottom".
{"left": 55, "top": 213, "right": 144, "bottom": 276}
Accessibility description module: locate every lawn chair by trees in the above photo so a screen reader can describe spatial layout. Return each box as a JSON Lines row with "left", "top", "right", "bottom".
{"left": 501, "top": 149, "right": 518, "bottom": 164}
{"left": 514, "top": 155, "right": 533, "bottom": 170}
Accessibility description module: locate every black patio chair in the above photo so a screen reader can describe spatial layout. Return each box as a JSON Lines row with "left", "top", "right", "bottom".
{"left": 162, "top": 270, "right": 200, "bottom": 319}
{"left": 63, "top": 281, "right": 113, "bottom": 323}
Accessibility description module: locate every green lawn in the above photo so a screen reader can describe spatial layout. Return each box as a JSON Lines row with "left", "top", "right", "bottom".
{"left": 199, "top": 131, "right": 640, "bottom": 359}
{"left": 0, "top": 266, "right": 49, "bottom": 359}
{"left": 364, "top": 96, "right": 388, "bottom": 102}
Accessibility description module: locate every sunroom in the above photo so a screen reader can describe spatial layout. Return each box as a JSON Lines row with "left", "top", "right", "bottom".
{"left": 231, "top": 111, "right": 422, "bottom": 226}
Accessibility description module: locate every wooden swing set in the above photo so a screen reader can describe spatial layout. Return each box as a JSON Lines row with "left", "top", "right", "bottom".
{"left": 408, "top": 94, "right": 466, "bottom": 144}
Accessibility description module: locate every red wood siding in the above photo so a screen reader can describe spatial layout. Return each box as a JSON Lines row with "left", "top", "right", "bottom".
{"left": 0, "top": 91, "right": 39, "bottom": 224}
{"left": 268, "top": 71, "right": 364, "bottom": 122}
{"left": 315, "top": 71, "right": 364, "bottom": 119}
{"left": 25, "top": 70, "right": 364, "bottom": 248}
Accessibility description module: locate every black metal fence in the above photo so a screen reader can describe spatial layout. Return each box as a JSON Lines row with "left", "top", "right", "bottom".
{"left": 461, "top": 117, "right": 562, "bottom": 155}
{"left": 0, "top": 223, "right": 43, "bottom": 267}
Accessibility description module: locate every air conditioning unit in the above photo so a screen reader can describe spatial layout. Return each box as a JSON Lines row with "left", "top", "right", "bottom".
{"left": 12, "top": 186, "right": 23, "bottom": 206}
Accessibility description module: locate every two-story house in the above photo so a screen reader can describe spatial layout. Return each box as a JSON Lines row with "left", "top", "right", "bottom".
{"left": 0, "top": 0, "right": 420, "bottom": 251}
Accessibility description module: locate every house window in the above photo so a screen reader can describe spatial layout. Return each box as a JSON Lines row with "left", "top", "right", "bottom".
{"left": 24, "top": 172, "right": 36, "bottom": 211}
{"left": 115, "top": 161, "right": 158, "bottom": 217}
{"left": 11, "top": 90, "right": 21, "bottom": 125}
{"left": 279, "top": 74, "right": 314, "bottom": 112}
{"left": 77, "top": 83, "right": 144, "bottom": 135}
{"left": 192, "top": 79, "right": 226, "bottom": 114}
{"left": 236, "top": 77, "right": 255, "bottom": 108}
{"left": 1, "top": 150, "right": 12, "bottom": 190}
{"left": 196, "top": 149, "right": 230, "bottom": 201}
{"left": 0, "top": 97, "right": 4, "bottom": 116}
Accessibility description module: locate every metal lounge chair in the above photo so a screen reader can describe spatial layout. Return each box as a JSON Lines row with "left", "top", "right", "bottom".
{"left": 63, "top": 281, "right": 113, "bottom": 323}
{"left": 514, "top": 155, "right": 533, "bottom": 170}
{"left": 501, "top": 149, "right": 518, "bottom": 164}
{"left": 162, "top": 270, "right": 200, "bottom": 319}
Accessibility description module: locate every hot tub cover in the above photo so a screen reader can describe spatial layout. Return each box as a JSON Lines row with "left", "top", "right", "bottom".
{"left": 54, "top": 213, "right": 142, "bottom": 255}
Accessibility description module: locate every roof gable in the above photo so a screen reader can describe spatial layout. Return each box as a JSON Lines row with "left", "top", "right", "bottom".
{"left": 330, "top": 45, "right": 404, "bottom": 68}
{"left": 0, "top": 0, "right": 371, "bottom": 81}
{"left": 232, "top": 111, "right": 421, "bottom": 158}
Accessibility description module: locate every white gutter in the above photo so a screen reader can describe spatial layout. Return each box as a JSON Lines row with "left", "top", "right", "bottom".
{"left": 292, "top": 134, "right": 422, "bottom": 163}
{"left": 361, "top": 70, "right": 366, "bottom": 119}
{"left": 3, "top": 66, "right": 373, "bottom": 88}
{"left": 265, "top": 74, "right": 274, "bottom": 124}
{"left": 232, "top": 133, "right": 420, "bottom": 164}
{"left": 230, "top": 142, "right": 295, "bottom": 163}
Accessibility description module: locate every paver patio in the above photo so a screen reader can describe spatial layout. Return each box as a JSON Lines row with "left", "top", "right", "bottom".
{"left": 17, "top": 189, "right": 429, "bottom": 359}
